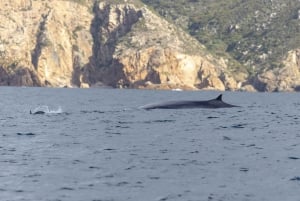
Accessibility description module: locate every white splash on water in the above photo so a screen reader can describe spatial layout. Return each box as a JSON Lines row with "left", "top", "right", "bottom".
{"left": 32, "top": 105, "right": 63, "bottom": 114}
{"left": 48, "top": 106, "right": 62, "bottom": 114}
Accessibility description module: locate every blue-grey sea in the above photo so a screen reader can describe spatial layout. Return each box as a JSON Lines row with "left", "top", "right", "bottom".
{"left": 1, "top": 87, "right": 300, "bottom": 201}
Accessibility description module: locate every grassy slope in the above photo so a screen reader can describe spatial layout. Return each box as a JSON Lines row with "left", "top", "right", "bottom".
{"left": 141, "top": 0, "right": 300, "bottom": 74}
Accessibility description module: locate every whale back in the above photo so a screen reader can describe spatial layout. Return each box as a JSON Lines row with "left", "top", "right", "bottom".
{"left": 141, "top": 94, "right": 238, "bottom": 110}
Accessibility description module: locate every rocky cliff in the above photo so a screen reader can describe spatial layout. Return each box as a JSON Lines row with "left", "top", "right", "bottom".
{"left": 0, "top": 0, "right": 246, "bottom": 90}
{"left": 1, "top": 0, "right": 296, "bottom": 91}
{"left": 253, "top": 49, "right": 300, "bottom": 92}
{"left": 86, "top": 1, "right": 246, "bottom": 90}
{"left": 0, "top": 0, "right": 93, "bottom": 87}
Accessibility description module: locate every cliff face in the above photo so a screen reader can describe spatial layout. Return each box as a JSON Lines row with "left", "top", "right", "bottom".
{"left": 0, "top": 0, "right": 93, "bottom": 87}
{"left": 84, "top": 2, "right": 242, "bottom": 90}
{"left": 0, "top": 0, "right": 244, "bottom": 90}
{"left": 253, "top": 49, "right": 300, "bottom": 92}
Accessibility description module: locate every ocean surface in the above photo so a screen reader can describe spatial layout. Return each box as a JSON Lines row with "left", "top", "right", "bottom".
{"left": 1, "top": 87, "right": 300, "bottom": 201}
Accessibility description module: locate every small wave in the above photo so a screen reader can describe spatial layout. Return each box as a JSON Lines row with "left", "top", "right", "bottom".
{"left": 60, "top": 187, "right": 75, "bottom": 191}
{"left": 142, "top": 119, "right": 176, "bottom": 124}
{"left": 80, "top": 108, "right": 132, "bottom": 114}
{"left": 231, "top": 123, "right": 247, "bottom": 129}
{"left": 17, "top": 132, "right": 36, "bottom": 136}
{"left": 80, "top": 110, "right": 105, "bottom": 114}
{"left": 207, "top": 116, "right": 219, "bottom": 119}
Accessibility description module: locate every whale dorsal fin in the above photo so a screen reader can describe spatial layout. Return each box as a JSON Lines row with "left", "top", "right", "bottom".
{"left": 215, "top": 94, "right": 222, "bottom": 101}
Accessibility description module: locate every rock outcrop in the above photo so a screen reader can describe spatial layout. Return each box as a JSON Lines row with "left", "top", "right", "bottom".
{"left": 83, "top": 1, "right": 243, "bottom": 90}
{"left": 0, "top": 0, "right": 245, "bottom": 90}
{"left": 252, "top": 49, "right": 300, "bottom": 92}
{"left": 0, "top": 0, "right": 93, "bottom": 87}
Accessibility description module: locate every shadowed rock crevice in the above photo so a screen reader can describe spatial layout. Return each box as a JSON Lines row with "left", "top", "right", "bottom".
{"left": 9, "top": 68, "right": 41, "bottom": 86}
{"left": 0, "top": 66, "right": 9, "bottom": 85}
{"left": 91, "top": 2, "right": 142, "bottom": 67}
{"left": 31, "top": 9, "right": 51, "bottom": 70}
{"left": 86, "top": 2, "right": 142, "bottom": 86}
{"left": 0, "top": 66, "right": 41, "bottom": 86}
{"left": 71, "top": 55, "right": 81, "bottom": 87}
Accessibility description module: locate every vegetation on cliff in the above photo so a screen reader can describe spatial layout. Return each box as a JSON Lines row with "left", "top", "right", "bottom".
{"left": 141, "top": 0, "right": 300, "bottom": 72}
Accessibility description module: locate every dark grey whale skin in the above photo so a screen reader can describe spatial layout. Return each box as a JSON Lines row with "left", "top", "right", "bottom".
{"left": 140, "top": 94, "right": 239, "bottom": 110}
{"left": 30, "top": 110, "right": 46, "bottom": 115}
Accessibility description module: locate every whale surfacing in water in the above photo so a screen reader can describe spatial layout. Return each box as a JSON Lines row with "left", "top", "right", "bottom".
{"left": 30, "top": 110, "right": 46, "bottom": 115}
{"left": 29, "top": 105, "right": 54, "bottom": 115}
{"left": 141, "top": 94, "right": 238, "bottom": 110}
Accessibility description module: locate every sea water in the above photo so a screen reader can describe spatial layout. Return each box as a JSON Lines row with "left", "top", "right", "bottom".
{"left": 0, "top": 87, "right": 300, "bottom": 201}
